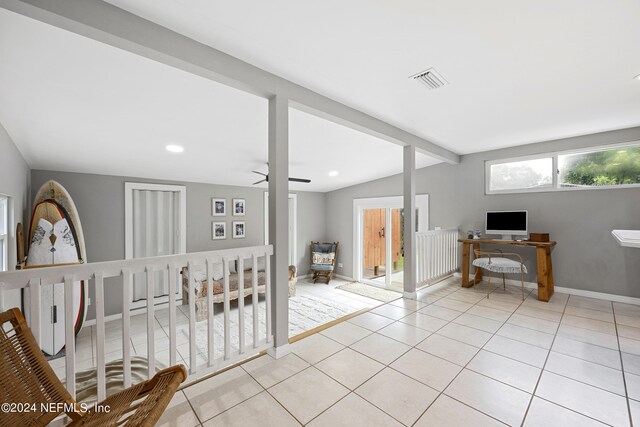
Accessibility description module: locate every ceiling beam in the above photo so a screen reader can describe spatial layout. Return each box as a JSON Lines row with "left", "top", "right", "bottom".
{"left": 0, "top": 0, "right": 460, "bottom": 164}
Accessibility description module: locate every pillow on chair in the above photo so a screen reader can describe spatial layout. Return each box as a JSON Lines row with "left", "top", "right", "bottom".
{"left": 312, "top": 252, "right": 335, "bottom": 265}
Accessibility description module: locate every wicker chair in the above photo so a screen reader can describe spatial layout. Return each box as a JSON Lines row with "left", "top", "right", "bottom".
{"left": 310, "top": 241, "right": 339, "bottom": 284}
{"left": 0, "top": 307, "right": 187, "bottom": 427}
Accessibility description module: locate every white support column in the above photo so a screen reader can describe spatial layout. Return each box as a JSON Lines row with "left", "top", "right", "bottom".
{"left": 267, "top": 95, "right": 291, "bottom": 358}
{"left": 403, "top": 145, "right": 417, "bottom": 299}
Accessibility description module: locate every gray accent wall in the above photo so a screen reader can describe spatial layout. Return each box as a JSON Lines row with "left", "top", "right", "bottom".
{"left": 325, "top": 163, "right": 458, "bottom": 279}
{"left": 0, "top": 122, "right": 30, "bottom": 310}
{"left": 31, "top": 170, "right": 326, "bottom": 318}
{"left": 327, "top": 127, "right": 640, "bottom": 299}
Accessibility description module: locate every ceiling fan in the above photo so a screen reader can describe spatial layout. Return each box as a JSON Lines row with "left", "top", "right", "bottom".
{"left": 252, "top": 165, "right": 311, "bottom": 185}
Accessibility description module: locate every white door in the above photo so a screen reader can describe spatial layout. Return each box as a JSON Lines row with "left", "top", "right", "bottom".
{"left": 354, "top": 195, "right": 429, "bottom": 289}
{"left": 125, "top": 183, "right": 186, "bottom": 308}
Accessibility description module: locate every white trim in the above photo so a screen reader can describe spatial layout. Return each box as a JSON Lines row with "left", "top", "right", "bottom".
{"left": 267, "top": 343, "right": 291, "bottom": 359}
{"left": 352, "top": 195, "right": 429, "bottom": 287}
{"left": 453, "top": 272, "right": 640, "bottom": 306}
{"left": 0, "top": 196, "right": 7, "bottom": 272}
{"left": 486, "top": 140, "right": 640, "bottom": 195}
{"left": 124, "top": 182, "right": 187, "bottom": 308}
{"left": 334, "top": 274, "right": 356, "bottom": 282}
{"left": 263, "top": 192, "right": 297, "bottom": 267}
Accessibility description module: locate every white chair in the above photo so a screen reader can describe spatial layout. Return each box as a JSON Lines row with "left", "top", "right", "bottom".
{"left": 472, "top": 250, "right": 527, "bottom": 300}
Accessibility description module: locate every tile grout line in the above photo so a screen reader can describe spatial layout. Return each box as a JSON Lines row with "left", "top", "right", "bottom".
{"left": 296, "top": 282, "right": 479, "bottom": 426}
{"left": 516, "top": 294, "right": 625, "bottom": 427}
{"left": 523, "top": 298, "right": 631, "bottom": 426}
{"left": 178, "top": 283, "right": 632, "bottom": 426}
{"left": 612, "top": 302, "right": 634, "bottom": 427}
{"left": 405, "top": 282, "right": 533, "bottom": 427}
{"left": 519, "top": 293, "right": 569, "bottom": 426}
{"left": 347, "top": 282, "right": 506, "bottom": 427}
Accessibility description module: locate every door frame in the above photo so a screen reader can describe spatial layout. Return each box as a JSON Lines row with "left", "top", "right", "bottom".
{"left": 263, "top": 192, "right": 297, "bottom": 266}
{"left": 124, "top": 182, "right": 187, "bottom": 308}
{"left": 353, "top": 195, "right": 429, "bottom": 288}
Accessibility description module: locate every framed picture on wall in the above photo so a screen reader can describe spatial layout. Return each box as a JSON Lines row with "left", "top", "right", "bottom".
{"left": 212, "top": 221, "right": 226, "bottom": 240}
{"left": 233, "top": 198, "right": 246, "bottom": 216}
{"left": 232, "top": 221, "right": 245, "bottom": 239}
{"left": 212, "top": 198, "right": 226, "bottom": 216}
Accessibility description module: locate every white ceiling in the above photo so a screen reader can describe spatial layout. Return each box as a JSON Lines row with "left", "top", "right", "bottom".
{"left": 103, "top": 0, "right": 640, "bottom": 153}
{"left": 0, "top": 8, "right": 439, "bottom": 193}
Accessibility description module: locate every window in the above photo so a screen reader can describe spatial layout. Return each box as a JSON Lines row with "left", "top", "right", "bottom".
{"left": 0, "top": 196, "right": 7, "bottom": 272}
{"left": 489, "top": 157, "right": 553, "bottom": 192}
{"left": 486, "top": 142, "right": 640, "bottom": 194}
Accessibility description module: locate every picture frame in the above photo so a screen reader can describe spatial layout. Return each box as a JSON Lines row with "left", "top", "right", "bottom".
{"left": 212, "top": 221, "right": 226, "bottom": 240}
{"left": 232, "top": 221, "right": 245, "bottom": 239}
{"left": 233, "top": 198, "right": 246, "bottom": 216}
{"left": 212, "top": 198, "right": 226, "bottom": 216}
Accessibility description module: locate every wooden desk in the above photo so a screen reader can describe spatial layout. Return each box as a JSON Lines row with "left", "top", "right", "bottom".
{"left": 458, "top": 238, "right": 557, "bottom": 302}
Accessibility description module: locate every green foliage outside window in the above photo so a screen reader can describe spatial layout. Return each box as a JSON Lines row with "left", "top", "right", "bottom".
{"left": 560, "top": 147, "right": 640, "bottom": 187}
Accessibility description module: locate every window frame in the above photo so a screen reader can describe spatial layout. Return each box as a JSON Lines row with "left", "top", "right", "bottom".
{"left": 485, "top": 141, "right": 640, "bottom": 195}
{"left": 0, "top": 196, "right": 7, "bottom": 272}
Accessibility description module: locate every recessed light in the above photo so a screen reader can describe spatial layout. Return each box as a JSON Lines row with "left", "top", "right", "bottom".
{"left": 328, "top": 171, "right": 339, "bottom": 177}
{"left": 166, "top": 144, "right": 184, "bottom": 153}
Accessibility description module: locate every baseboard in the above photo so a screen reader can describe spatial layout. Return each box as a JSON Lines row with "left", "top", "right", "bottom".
{"left": 82, "top": 302, "right": 169, "bottom": 327}
{"left": 453, "top": 272, "right": 640, "bottom": 306}
{"left": 334, "top": 274, "right": 355, "bottom": 282}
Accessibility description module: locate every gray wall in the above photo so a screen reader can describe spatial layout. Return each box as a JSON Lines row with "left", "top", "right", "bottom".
{"left": 327, "top": 127, "right": 640, "bottom": 298}
{"left": 326, "top": 163, "right": 458, "bottom": 279}
{"left": 31, "top": 170, "right": 326, "bottom": 317}
{"left": 0, "top": 122, "right": 31, "bottom": 309}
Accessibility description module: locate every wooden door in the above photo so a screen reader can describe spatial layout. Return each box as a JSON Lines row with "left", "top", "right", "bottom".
{"left": 391, "top": 208, "right": 402, "bottom": 263}
{"left": 363, "top": 208, "right": 386, "bottom": 270}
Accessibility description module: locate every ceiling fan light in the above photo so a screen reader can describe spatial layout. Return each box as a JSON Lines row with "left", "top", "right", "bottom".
{"left": 328, "top": 171, "right": 339, "bottom": 177}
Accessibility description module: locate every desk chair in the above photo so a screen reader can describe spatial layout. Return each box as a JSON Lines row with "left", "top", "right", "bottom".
{"left": 472, "top": 250, "right": 527, "bottom": 301}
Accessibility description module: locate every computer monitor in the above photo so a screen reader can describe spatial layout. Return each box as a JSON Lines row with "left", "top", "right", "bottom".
{"left": 486, "top": 210, "right": 528, "bottom": 240}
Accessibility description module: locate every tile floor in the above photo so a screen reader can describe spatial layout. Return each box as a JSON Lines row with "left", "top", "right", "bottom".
{"left": 49, "top": 277, "right": 382, "bottom": 381}
{"left": 157, "top": 277, "right": 640, "bottom": 426}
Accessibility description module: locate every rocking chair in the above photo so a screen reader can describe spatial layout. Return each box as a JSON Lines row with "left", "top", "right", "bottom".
{"left": 310, "top": 241, "right": 339, "bottom": 284}
{"left": 0, "top": 307, "right": 186, "bottom": 427}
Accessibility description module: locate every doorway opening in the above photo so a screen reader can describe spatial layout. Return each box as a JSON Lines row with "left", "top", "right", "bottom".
{"left": 354, "top": 195, "right": 429, "bottom": 291}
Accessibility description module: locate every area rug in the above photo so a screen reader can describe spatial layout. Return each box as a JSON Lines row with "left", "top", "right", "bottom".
{"left": 335, "top": 281, "right": 401, "bottom": 303}
{"left": 185, "top": 294, "right": 354, "bottom": 361}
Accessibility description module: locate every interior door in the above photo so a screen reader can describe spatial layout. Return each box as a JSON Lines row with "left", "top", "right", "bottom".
{"left": 125, "top": 183, "right": 186, "bottom": 308}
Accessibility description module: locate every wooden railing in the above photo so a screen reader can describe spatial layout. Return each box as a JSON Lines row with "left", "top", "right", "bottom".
{"left": 0, "top": 245, "right": 274, "bottom": 402}
{"left": 416, "top": 229, "right": 459, "bottom": 286}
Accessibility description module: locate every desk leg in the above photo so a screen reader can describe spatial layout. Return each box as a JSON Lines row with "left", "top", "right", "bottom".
{"left": 536, "top": 247, "right": 553, "bottom": 302}
{"left": 546, "top": 248, "right": 555, "bottom": 296}
{"left": 472, "top": 242, "right": 483, "bottom": 285}
{"left": 461, "top": 242, "right": 471, "bottom": 288}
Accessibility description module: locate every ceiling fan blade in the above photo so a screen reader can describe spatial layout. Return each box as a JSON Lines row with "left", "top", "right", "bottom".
{"left": 288, "top": 177, "right": 311, "bottom": 183}
{"left": 252, "top": 170, "right": 268, "bottom": 177}
{"left": 252, "top": 179, "right": 267, "bottom": 185}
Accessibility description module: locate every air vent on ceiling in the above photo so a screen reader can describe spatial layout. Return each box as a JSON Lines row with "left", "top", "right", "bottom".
{"left": 410, "top": 68, "right": 448, "bottom": 90}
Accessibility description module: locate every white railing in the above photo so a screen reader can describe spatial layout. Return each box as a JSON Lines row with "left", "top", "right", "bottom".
{"left": 0, "top": 245, "right": 274, "bottom": 401}
{"left": 416, "top": 229, "right": 459, "bottom": 286}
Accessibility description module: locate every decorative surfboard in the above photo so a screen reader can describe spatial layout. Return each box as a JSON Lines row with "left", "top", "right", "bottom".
{"left": 23, "top": 180, "right": 87, "bottom": 357}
